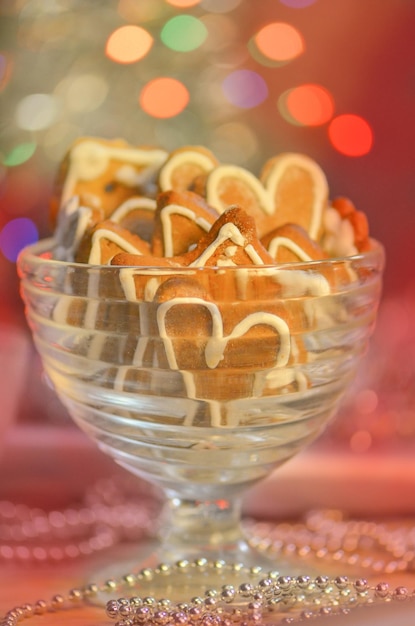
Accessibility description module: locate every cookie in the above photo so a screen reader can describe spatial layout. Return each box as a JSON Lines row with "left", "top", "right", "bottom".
{"left": 180, "top": 206, "right": 276, "bottom": 268}
{"left": 76, "top": 220, "right": 150, "bottom": 265}
{"left": 50, "top": 137, "right": 167, "bottom": 224}
{"left": 151, "top": 190, "right": 220, "bottom": 257}
{"left": 203, "top": 164, "right": 268, "bottom": 229}
{"left": 321, "top": 196, "right": 370, "bottom": 257}
{"left": 109, "top": 196, "right": 157, "bottom": 243}
{"left": 158, "top": 145, "right": 219, "bottom": 192}
{"left": 152, "top": 274, "right": 299, "bottom": 409}
{"left": 203, "top": 153, "right": 328, "bottom": 240}
{"left": 113, "top": 206, "right": 277, "bottom": 303}
{"left": 260, "top": 153, "right": 328, "bottom": 240}
{"left": 261, "top": 223, "right": 328, "bottom": 264}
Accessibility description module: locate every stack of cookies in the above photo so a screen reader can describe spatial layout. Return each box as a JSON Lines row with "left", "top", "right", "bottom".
{"left": 48, "top": 137, "right": 373, "bottom": 420}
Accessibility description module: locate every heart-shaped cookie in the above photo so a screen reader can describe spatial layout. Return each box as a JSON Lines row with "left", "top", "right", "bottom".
{"left": 151, "top": 272, "right": 309, "bottom": 412}
{"left": 203, "top": 152, "right": 328, "bottom": 240}
{"left": 151, "top": 190, "right": 219, "bottom": 257}
{"left": 158, "top": 145, "right": 219, "bottom": 193}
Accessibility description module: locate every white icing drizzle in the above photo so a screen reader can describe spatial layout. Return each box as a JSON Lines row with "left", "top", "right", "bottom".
{"left": 156, "top": 297, "right": 291, "bottom": 370}
{"left": 271, "top": 269, "right": 331, "bottom": 298}
{"left": 188, "top": 223, "right": 264, "bottom": 267}
{"left": 267, "top": 236, "right": 313, "bottom": 262}
{"left": 61, "top": 140, "right": 167, "bottom": 207}
{"left": 159, "top": 203, "right": 213, "bottom": 257}
{"left": 144, "top": 277, "right": 161, "bottom": 302}
{"left": 118, "top": 269, "right": 134, "bottom": 302}
{"left": 159, "top": 150, "right": 216, "bottom": 191}
{"left": 244, "top": 243, "right": 265, "bottom": 265}
{"left": 110, "top": 197, "right": 157, "bottom": 223}
{"left": 262, "top": 367, "right": 309, "bottom": 393}
{"left": 113, "top": 366, "right": 128, "bottom": 392}
{"left": 263, "top": 153, "right": 328, "bottom": 240}
{"left": 88, "top": 229, "right": 146, "bottom": 265}
{"left": 206, "top": 165, "right": 273, "bottom": 216}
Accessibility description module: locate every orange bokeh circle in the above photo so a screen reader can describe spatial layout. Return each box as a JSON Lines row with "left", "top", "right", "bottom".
{"left": 139, "top": 77, "right": 190, "bottom": 118}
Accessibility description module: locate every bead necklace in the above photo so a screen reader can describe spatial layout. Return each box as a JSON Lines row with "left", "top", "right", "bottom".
{"left": 246, "top": 509, "right": 415, "bottom": 575}
{"left": 1, "top": 558, "right": 414, "bottom": 625}
{"left": 2, "top": 480, "right": 415, "bottom": 576}
{"left": 2, "top": 479, "right": 415, "bottom": 624}
{"left": 0, "top": 477, "right": 158, "bottom": 563}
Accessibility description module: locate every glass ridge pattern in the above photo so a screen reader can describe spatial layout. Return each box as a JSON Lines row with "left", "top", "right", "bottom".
{"left": 17, "top": 240, "right": 384, "bottom": 565}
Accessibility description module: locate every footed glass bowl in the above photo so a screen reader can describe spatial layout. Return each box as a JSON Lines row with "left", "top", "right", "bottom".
{"left": 18, "top": 239, "right": 384, "bottom": 569}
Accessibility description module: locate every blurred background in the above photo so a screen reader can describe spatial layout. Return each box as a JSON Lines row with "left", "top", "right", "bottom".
{"left": 0, "top": 0, "right": 414, "bottom": 472}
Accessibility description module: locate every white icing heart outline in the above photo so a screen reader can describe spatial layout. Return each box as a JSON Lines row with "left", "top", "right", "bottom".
{"left": 157, "top": 296, "right": 291, "bottom": 370}
{"left": 158, "top": 203, "right": 214, "bottom": 257}
{"left": 159, "top": 149, "right": 217, "bottom": 192}
{"left": 205, "top": 154, "right": 328, "bottom": 240}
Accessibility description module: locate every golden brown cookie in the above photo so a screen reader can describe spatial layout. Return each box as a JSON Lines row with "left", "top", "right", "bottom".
{"left": 50, "top": 137, "right": 167, "bottom": 225}
{"left": 179, "top": 206, "right": 275, "bottom": 268}
{"left": 203, "top": 153, "right": 328, "bottom": 240}
{"left": 109, "top": 196, "right": 157, "bottom": 242}
{"left": 151, "top": 190, "right": 219, "bottom": 257}
{"left": 76, "top": 220, "right": 150, "bottom": 265}
{"left": 158, "top": 145, "right": 219, "bottom": 192}
{"left": 260, "top": 153, "right": 328, "bottom": 240}
{"left": 151, "top": 273, "right": 308, "bottom": 408}
{"left": 261, "top": 223, "right": 328, "bottom": 264}
{"left": 113, "top": 206, "right": 277, "bottom": 302}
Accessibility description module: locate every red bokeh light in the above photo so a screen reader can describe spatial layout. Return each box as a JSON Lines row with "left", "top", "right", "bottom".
{"left": 328, "top": 114, "right": 373, "bottom": 156}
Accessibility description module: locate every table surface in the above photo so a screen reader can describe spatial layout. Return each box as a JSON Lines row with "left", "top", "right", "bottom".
{"left": 2, "top": 425, "right": 415, "bottom": 625}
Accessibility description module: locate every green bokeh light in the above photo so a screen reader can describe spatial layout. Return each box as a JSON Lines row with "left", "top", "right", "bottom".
{"left": 161, "top": 15, "right": 208, "bottom": 52}
{"left": 3, "top": 142, "right": 37, "bottom": 167}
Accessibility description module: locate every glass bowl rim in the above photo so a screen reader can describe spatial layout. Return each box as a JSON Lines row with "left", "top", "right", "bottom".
{"left": 17, "top": 236, "right": 385, "bottom": 274}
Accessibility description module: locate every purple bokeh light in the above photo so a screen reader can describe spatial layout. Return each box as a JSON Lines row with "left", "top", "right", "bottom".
{"left": 0, "top": 218, "right": 39, "bottom": 262}
{"left": 222, "top": 69, "right": 268, "bottom": 109}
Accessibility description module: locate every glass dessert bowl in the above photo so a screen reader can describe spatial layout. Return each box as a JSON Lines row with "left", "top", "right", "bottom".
{"left": 18, "top": 239, "right": 384, "bottom": 572}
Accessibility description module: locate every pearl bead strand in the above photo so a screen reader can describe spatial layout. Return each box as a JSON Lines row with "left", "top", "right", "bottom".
{"left": 1, "top": 559, "right": 414, "bottom": 625}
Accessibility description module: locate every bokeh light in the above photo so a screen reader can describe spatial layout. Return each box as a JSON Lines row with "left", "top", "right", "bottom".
{"left": 210, "top": 122, "right": 259, "bottom": 164}
{"left": 166, "top": 0, "right": 202, "bottom": 7}
{"left": 222, "top": 69, "right": 268, "bottom": 109}
{"left": 56, "top": 74, "right": 109, "bottom": 113}
{"left": 279, "top": 0, "right": 317, "bottom": 7}
{"left": 253, "top": 22, "right": 304, "bottom": 63}
{"left": 15, "top": 94, "right": 59, "bottom": 131}
{"left": 279, "top": 84, "right": 334, "bottom": 126}
{"left": 201, "top": 0, "right": 242, "bottom": 13}
{"left": 328, "top": 114, "right": 373, "bottom": 156}
{"left": 105, "top": 25, "right": 153, "bottom": 64}
{"left": 117, "top": 0, "right": 163, "bottom": 22}
{"left": 161, "top": 15, "right": 207, "bottom": 52}
{"left": 0, "top": 52, "right": 12, "bottom": 92}
{"left": 2, "top": 142, "right": 37, "bottom": 167}
{"left": 202, "top": 14, "right": 238, "bottom": 52}
{"left": 139, "top": 77, "right": 190, "bottom": 118}
{"left": 0, "top": 218, "right": 38, "bottom": 263}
